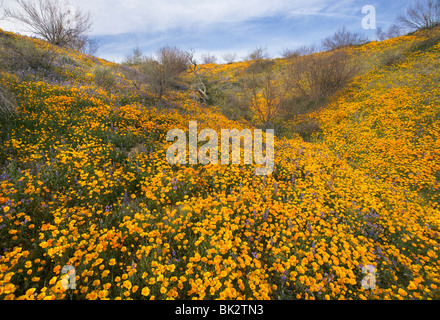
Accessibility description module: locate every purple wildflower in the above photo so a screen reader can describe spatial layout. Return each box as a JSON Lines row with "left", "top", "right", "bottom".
{"left": 263, "top": 208, "right": 269, "bottom": 221}
{"left": 281, "top": 270, "right": 288, "bottom": 285}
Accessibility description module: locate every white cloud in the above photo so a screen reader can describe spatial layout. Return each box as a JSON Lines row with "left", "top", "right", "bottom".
{"left": 1, "top": 0, "right": 398, "bottom": 62}
{"left": 287, "top": 0, "right": 358, "bottom": 19}
{"left": 68, "top": 0, "right": 334, "bottom": 35}
{"left": 0, "top": 0, "right": 361, "bottom": 36}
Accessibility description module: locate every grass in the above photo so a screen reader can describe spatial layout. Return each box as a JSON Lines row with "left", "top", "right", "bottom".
{"left": 0, "top": 84, "right": 17, "bottom": 120}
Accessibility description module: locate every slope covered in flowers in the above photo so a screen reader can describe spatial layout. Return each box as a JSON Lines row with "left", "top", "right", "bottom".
{"left": 0, "top": 28, "right": 439, "bottom": 300}
{"left": 318, "top": 30, "right": 440, "bottom": 205}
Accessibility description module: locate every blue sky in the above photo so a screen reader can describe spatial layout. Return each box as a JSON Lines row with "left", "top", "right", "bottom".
{"left": 0, "top": 0, "right": 414, "bottom": 63}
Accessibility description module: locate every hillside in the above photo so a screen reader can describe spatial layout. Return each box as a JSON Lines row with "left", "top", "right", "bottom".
{"left": 0, "top": 27, "right": 439, "bottom": 300}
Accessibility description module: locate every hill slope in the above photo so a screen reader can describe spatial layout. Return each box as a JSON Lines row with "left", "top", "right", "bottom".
{"left": 0, "top": 28, "right": 439, "bottom": 300}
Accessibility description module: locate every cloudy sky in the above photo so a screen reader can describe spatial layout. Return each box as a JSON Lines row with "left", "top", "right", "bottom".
{"left": 0, "top": 0, "right": 413, "bottom": 63}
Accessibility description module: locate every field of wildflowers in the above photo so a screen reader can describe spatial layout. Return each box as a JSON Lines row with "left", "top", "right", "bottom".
{"left": 0, "top": 27, "right": 439, "bottom": 300}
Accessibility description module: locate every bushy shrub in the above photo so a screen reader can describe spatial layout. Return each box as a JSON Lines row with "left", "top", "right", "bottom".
{"left": 201, "top": 53, "right": 217, "bottom": 64}
{"left": 222, "top": 53, "right": 237, "bottom": 64}
{"left": 285, "top": 49, "right": 359, "bottom": 115}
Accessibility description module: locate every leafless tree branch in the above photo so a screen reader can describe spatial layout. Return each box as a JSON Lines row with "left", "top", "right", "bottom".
{"left": 321, "top": 26, "right": 369, "bottom": 51}
{"left": 2, "top": 0, "right": 93, "bottom": 51}
{"left": 397, "top": 0, "right": 440, "bottom": 30}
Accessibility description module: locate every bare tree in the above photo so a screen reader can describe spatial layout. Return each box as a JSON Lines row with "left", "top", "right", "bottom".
{"left": 124, "top": 47, "right": 146, "bottom": 66}
{"left": 238, "top": 56, "right": 290, "bottom": 124}
{"left": 79, "top": 36, "right": 100, "bottom": 55}
{"left": 157, "top": 45, "right": 189, "bottom": 79}
{"left": 139, "top": 46, "right": 189, "bottom": 100}
{"left": 222, "top": 52, "right": 237, "bottom": 64}
{"left": 376, "top": 24, "right": 403, "bottom": 41}
{"left": 187, "top": 50, "right": 210, "bottom": 103}
{"left": 397, "top": 0, "right": 440, "bottom": 30}
{"left": 243, "top": 46, "right": 269, "bottom": 61}
{"left": 201, "top": 53, "right": 217, "bottom": 64}
{"left": 254, "top": 66, "right": 289, "bottom": 124}
{"left": 2, "top": 0, "right": 93, "bottom": 51}
{"left": 321, "top": 26, "right": 369, "bottom": 51}
{"left": 280, "top": 45, "right": 316, "bottom": 59}
{"left": 0, "top": 1, "right": 5, "bottom": 20}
